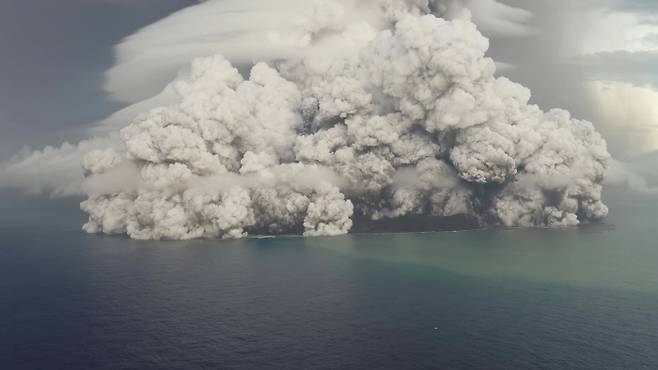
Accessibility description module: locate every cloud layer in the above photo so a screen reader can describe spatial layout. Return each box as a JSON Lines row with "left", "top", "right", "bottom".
{"left": 104, "top": 0, "right": 533, "bottom": 104}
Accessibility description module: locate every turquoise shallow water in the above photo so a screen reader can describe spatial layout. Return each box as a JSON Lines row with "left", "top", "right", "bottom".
{"left": 2, "top": 191, "right": 658, "bottom": 369}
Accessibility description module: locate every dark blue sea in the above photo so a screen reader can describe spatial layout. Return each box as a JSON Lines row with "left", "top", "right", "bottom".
{"left": 2, "top": 191, "right": 658, "bottom": 369}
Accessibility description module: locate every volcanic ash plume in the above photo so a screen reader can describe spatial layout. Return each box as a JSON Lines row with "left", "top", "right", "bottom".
{"left": 81, "top": 9, "right": 610, "bottom": 240}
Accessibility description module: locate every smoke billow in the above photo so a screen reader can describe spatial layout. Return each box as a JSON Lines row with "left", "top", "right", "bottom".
{"left": 77, "top": 0, "right": 610, "bottom": 240}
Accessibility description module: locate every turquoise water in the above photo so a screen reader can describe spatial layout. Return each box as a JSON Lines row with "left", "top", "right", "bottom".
{"left": 2, "top": 191, "right": 658, "bottom": 368}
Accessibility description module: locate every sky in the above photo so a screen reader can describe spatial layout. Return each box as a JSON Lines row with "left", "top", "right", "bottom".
{"left": 1, "top": 0, "right": 656, "bottom": 239}
{"left": 0, "top": 0, "right": 193, "bottom": 159}
{"left": 0, "top": 0, "right": 657, "bottom": 173}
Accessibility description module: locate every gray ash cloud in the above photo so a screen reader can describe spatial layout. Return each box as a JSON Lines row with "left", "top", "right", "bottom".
{"left": 79, "top": 4, "right": 610, "bottom": 240}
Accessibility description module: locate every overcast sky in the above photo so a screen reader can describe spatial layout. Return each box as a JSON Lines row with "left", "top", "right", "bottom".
{"left": 0, "top": 0, "right": 193, "bottom": 158}
{"left": 1, "top": 0, "right": 658, "bottom": 165}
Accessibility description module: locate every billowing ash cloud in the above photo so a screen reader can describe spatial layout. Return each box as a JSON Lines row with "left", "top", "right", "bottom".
{"left": 79, "top": 1, "right": 611, "bottom": 240}
{"left": 104, "top": 0, "right": 533, "bottom": 104}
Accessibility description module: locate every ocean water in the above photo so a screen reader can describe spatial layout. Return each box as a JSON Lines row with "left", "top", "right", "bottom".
{"left": 2, "top": 191, "right": 658, "bottom": 369}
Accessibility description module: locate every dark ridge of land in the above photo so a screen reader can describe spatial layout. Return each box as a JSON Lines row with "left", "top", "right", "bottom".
{"left": 351, "top": 213, "right": 481, "bottom": 234}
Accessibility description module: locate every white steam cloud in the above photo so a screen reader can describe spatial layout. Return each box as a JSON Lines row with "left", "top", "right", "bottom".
{"left": 1, "top": 0, "right": 612, "bottom": 240}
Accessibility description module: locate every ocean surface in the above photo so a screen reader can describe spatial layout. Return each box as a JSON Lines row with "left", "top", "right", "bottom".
{"left": 2, "top": 191, "right": 658, "bottom": 369}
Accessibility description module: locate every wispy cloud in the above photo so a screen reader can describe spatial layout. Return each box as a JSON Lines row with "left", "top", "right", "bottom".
{"left": 572, "top": 50, "right": 658, "bottom": 88}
